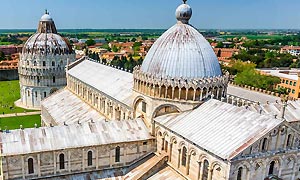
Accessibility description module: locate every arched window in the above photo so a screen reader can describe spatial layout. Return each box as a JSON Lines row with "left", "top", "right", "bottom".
{"left": 202, "top": 160, "right": 209, "bottom": 180}
{"left": 237, "top": 167, "right": 243, "bottom": 180}
{"left": 33, "top": 61, "right": 37, "bottom": 66}
{"left": 44, "top": 92, "right": 47, "bottom": 98}
{"left": 286, "top": 134, "right": 293, "bottom": 147}
{"left": 52, "top": 61, "right": 55, "bottom": 66}
{"left": 269, "top": 161, "right": 275, "bottom": 175}
{"left": 115, "top": 146, "right": 120, "bottom": 162}
{"left": 262, "top": 138, "right": 268, "bottom": 151}
{"left": 181, "top": 146, "right": 187, "bottom": 167}
{"left": 87, "top": 151, "right": 93, "bottom": 166}
{"left": 59, "top": 154, "right": 65, "bottom": 169}
{"left": 43, "top": 61, "right": 46, "bottom": 66}
{"left": 53, "top": 76, "right": 56, "bottom": 83}
{"left": 28, "top": 158, "right": 34, "bottom": 174}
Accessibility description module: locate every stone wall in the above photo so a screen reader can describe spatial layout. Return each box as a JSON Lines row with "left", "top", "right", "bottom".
{"left": 0, "top": 69, "right": 18, "bottom": 81}
{"left": 155, "top": 123, "right": 230, "bottom": 180}
{"left": 2, "top": 139, "right": 155, "bottom": 180}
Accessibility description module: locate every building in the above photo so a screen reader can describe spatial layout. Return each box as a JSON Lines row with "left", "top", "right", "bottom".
{"left": 260, "top": 69, "right": 300, "bottom": 99}
{"left": 17, "top": 11, "right": 76, "bottom": 109}
{"left": 1, "top": 1, "right": 300, "bottom": 180}
{"left": 281, "top": 46, "right": 300, "bottom": 56}
{"left": 0, "top": 45, "right": 23, "bottom": 55}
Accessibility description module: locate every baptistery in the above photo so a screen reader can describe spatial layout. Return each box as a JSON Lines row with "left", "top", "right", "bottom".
{"left": 18, "top": 11, "right": 75, "bottom": 109}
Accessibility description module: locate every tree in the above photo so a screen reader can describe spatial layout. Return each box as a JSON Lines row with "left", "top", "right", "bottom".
{"left": 0, "top": 51, "right": 5, "bottom": 61}
{"left": 86, "top": 39, "right": 96, "bottom": 46}
{"left": 216, "top": 42, "right": 224, "bottom": 48}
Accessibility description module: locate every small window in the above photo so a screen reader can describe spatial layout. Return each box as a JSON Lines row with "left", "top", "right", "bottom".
{"left": 142, "top": 101, "right": 146, "bottom": 113}
{"left": 292, "top": 89, "right": 295, "bottom": 94}
{"left": 181, "top": 146, "right": 187, "bottom": 167}
{"left": 87, "top": 151, "right": 93, "bottom": 166}
{"left": 44, "top": 92, "right": 47, "bottom": 98}
{"left": 294, "top": 82, "right": 297, "bottom": 86}
{"left": 28, "top": 158, "right": 34, "bottom": 174}
{"left": 33, "top": 61, "right": 37, "bottom": 66}
{"left": 237, "top": 167, "right": 243, "bottom": 180}
{"left": 28, "top": 91, "right": 30, "bottom": 97}
{"left": 290, "top": 81, "right": 293, "bottom": 85}
{"left": 43, "top": 61, "right": 46, "bottom": 66}
{"left": 53, "top": 76, "right": 56, "bottom": 83}
{"left": 287, "top": 134, "right": 293, "bottom": 147}
{"left": 262, "top": 138, "right": 268, "bottom": 151}
{"left": 35, "top": 92, "right": 37, "bottom": 98}
{"left": 59, "top": 154, "right": 65, "bottom": 169}
{"left": 115, "top": 146, "right": 120, "bottom": 162}
{"left": 52, "top": 61, "right": 55, "bottom": 66}
{"left": 143, "top": 141, "right": 147, "bottom": 145}
{"left": 37, "top": 76, "right": 40, "bottom": 83}
{"left": 27, "top": 61, "right": 29, "bottom": 66}
{"left": 269, "top": 161, "right": 275, "bottom": 175}
{"left": 286, "top": 81, "right": 289, "bottom": 85}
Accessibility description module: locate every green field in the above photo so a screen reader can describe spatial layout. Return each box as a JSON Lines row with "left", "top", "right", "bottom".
{"left": 0, "top": 80, "right": 36, "bottom": 114}
{"left": 220, "top": 35, "right": 282, "bottom": 40}
{"left": 0, "top": 114, "right": 41, "bottom": 130}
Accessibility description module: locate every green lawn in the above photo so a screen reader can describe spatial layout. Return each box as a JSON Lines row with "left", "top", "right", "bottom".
{"left": 0, "top": 80, "right": 36, "bottom": 114}
{"left": 0, "top": 114, "right": 41, "bottom": 130}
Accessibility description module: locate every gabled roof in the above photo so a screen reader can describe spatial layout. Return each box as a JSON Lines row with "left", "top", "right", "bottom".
{"left": 1, "top": 119, "right": 152, "bottom": 156}
{"left": 155, "top": 99, "right": 283, "bottom": 160}
{"left": 42, "top": 89, "right": 106, "bottom": 126}
{"left": 67, "top": 60, "right": 134, "bottom": 108}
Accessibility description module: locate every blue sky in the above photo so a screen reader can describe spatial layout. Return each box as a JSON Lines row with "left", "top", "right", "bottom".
{"left": 0, "top": 0, "right": 300, "bottom": 29}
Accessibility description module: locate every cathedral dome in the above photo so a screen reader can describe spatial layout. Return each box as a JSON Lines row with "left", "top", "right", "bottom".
{"left": 140, "top": 1, "right": 222, "bottom": 80}
{"left": 22, "top": 11, "right": 72, "bottom": 56}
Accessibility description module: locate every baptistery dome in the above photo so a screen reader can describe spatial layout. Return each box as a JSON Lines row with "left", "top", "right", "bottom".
{"left": 22, "top": 11, "right": 72, "bottom": 56}
{"left": 18, "top": 11, "right": 75, "bottom": 109}
{"left": 141, "top": 2, "right": 222, "bottom": 79}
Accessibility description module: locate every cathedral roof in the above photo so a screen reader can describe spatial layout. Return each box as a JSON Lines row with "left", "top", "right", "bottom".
{"left": 22, "top": 11, "right": 72, "bottom": 56}
{"left": 155, "top": 99, "right": 283, "bottom": 160}
{"left": 42, "top": 89, "right": 106, "bottom": 126}
{"left": 140, "top": 1, "right": 222, "bottom": 79}
{"left": 1, "top": 119, "right": 152, "bottom": 156}
{"left": 67, "top": 59, "right": 134, "bottom": 108}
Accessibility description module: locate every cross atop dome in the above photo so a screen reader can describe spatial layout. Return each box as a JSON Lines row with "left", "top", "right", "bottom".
{"left": 45, "top": 9, "right": 49, "bottom": 15}
{"left": 183, "top": 0, "right": 187, "bottom": 4}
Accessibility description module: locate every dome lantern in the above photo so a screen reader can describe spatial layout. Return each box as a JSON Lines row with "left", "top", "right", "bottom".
{"left": 176, "top": 0, "right": 192, "bottom": 24}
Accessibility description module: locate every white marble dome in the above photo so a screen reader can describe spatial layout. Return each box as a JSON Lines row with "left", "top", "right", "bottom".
{"left": 40, "top": 13, "right": 53, "bottom": 22}
{"left": 22, "top": 12, "right": 72, "bottom": 55}
{"left": 141, "top": 2, "right": 222, "bottom": 80}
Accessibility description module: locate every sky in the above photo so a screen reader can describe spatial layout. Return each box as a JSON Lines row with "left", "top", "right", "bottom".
{"left": 0, "top": 0, "right": 300, "bottom": 29}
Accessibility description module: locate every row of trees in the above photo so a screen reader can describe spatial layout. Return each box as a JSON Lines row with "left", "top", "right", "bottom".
{"left": 223, "top": 61, "right": 281, "bottom": 92}
{"left": 110, "top": 55, "right": 143, "bottom": 72}
{"left": 233, "top": 49, "right": 297, "bottom": 68}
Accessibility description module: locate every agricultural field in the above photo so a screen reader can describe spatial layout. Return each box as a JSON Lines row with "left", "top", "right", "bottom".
{"left": 0, "top": 80, "right": 36, "bottom": 114}
{"left": 0, "top": 114, "right": 41, "bottom": 130}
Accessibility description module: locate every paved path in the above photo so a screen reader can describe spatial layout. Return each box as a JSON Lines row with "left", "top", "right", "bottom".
{"left": 0, "top": 111, "right": 41, "bottom": 118}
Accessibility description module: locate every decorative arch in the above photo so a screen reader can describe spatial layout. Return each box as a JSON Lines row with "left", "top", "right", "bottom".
{"left": 133, "top": 96, "right": 148, "bottom": 118}
{"left": 152, "top": 104, "right": 181, "bottom": 119}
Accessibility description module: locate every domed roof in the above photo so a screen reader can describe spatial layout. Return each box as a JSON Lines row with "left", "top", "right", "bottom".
{"left": 141, "top": 1, "right": 222, "bottom": 79}
{"left": 40, "top": 14, "right": 53, "bottom": 22}
{"left": 22, "top": 11, "right": 72, "bottom": 55}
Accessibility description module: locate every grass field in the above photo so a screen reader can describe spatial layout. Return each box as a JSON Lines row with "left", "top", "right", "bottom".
{"left": 220, "top": 35, "right": 282, "bottom": 40}
{"left": 0, "top": 80, "right": 36, "bottom": 114}
{"left": 0, "top": 114, "right": 41, "bottom": 130}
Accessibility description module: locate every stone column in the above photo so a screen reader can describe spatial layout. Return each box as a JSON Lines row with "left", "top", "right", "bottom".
{"left": 53, "top": 152, "right": 57, "bottom": 175}
{"left": 186, "top": 154, "right": 191, "bottom": 175}
{"left": 21, "top": 156, "right": 25, "bottom": 179}
{"left": 208, "top": 167, "right": 213, "bottom": 180}
{"left": 37, "top": 154, "right": 41, "bottom": 177}
{"left": 198, "top": 161, "right": 203, "bottom": 180}
{"left": 178, "top": 149, "right": 181, "bottom": 168}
